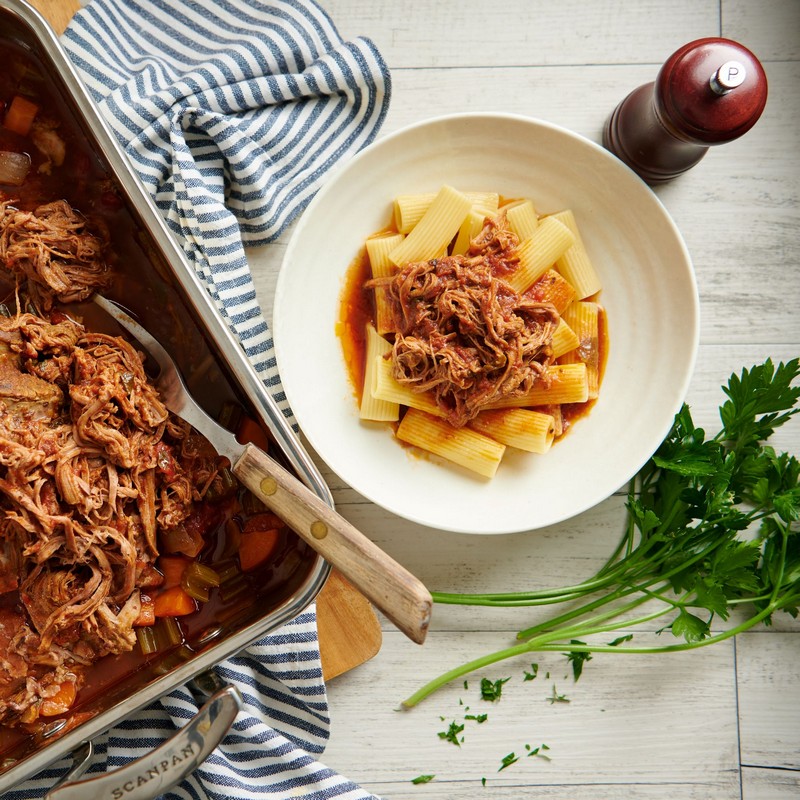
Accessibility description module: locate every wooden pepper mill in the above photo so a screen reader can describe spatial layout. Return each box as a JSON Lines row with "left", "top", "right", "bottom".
{"left": 603, "top": 38, "right": 768, "bottom": 184}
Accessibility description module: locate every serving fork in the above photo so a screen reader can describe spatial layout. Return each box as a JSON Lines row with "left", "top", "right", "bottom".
{"left": 93, "top": 295, "right": 432, "bottom": 644}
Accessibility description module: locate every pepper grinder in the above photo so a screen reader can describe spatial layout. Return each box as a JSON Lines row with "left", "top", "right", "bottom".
{"left": 603, "top": 38, "right": 768, "bottom": 184}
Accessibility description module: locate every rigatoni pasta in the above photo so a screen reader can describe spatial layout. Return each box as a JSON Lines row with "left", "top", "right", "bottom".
{"left": 365, "top": 232, "right": 404, "bottom": 335}
{"left": 360, "top": 324, "right": 399, "bottom": 422}
{"left": 397, "top": 409, "right": 506, "bottom": 479}
{"left": 388, "top": 185, "right": 472, "bottom": 265}
{"left": 468, "top": 409, "right": 556, "bottom": 454}
{"left": 550, "top": 209, "right": 602, "bottom": 299}
{"left": 344, "top": 185, "right": 606, "bottom": 479}
{"left": 560, "top": 301, "right": 601, "bottom": 399}
{"left": 506, "top": 216, "right": 575, "bottom": 293}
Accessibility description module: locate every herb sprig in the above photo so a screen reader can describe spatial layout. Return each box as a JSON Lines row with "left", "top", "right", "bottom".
{"left": 403, "top": 360, "right": 800, "bottom": 707}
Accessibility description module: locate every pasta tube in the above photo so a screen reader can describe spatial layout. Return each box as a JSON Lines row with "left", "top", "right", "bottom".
{"left": 451, "top": 210, "right": 487, "bottom": 256}
{"left": 469, "top": 408, "right": 555, "bottom": 454}
{"left": 397, "top": 409, "right": 506, "bottom": 478}
{"left": 394, "top": 190, "right": 499, "bottom": 234}
{"left": 551, "top": 318, "right": 581, "bottom": 359}
{"left": 560, "top": 301, "right": 601, "bottom": 399}
{"left": 504, "top": 199, "right": 539, "bottom": 240}
{"left": 550, "top": 209, "right": 602, "bottom": 299}
{"left": 485, "top": 363, "right": 588, "bottom": 408}
{"left": 534, "top": 404, "right": 564, "bottom": 437}
{"left": 389, "top": 185, "right": 472, "bottom": 266}
{"left": 528, "top": 269, "right": 576, "bottom": 314}
{"left": 506, "top": 216, "right": 575, "bottom": 293}
{"left": 366, "top": 232, "right": 404, "bottom": 335}
{"left": 360, "top": 324, "right": 399, "bottom": 422}
{"left": 372, "top": 356, "right": 443, "bottom": 417}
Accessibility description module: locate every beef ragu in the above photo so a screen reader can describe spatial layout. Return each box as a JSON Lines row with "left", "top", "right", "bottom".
{"left": 366, "top": 217, "right": 560, "bottom": 428}
{"left": 0, "top": 40, "right": 313, "bottom": 755}
{"left": 340, "top": 187, "right": 608, "bottom": 479}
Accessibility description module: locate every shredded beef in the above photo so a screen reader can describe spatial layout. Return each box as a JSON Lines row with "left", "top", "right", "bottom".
{"left": 0, "top": 199, "right": 112, "bottom": 309}
{"left": 0, "top": 307, "right": 222, "bottom": 726}
{"left": 369, "top": 216, "right": 559, "bottom": 427}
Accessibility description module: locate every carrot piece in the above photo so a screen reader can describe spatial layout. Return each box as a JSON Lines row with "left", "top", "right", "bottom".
{"left": 40, "top": 681, "right": 77, "bottom": 717}
{"left": 243, "top": 511, "right": 285, "bottom": 533}
{"left": 236, "top": 415, "right": 271, "bottom": 451}
{"left": 153, "top": 586, "right": 196, "bottom": 617}
{"left": 238, "top": 528, "right": 281, "bottom": 572}
{"left": 134, "top": 595, "right": 156, "bottom": 627}
{"left": 4, "top": 96, "right": 39, "bottom": 136}
{"left": 158, "top": 556, "right": 192, "bottom": 589}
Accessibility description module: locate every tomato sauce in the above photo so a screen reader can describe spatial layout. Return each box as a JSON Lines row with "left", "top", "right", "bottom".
{"left": 335, "top": 247, "right": 373, "bottom": 406}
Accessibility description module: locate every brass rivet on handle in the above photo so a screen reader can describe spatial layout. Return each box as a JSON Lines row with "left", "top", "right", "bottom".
{"left": 310, "top": 521, "right": 328, "bottom": 539}
{"left": 260, "top": 476, "right": 278, "bottom": 496}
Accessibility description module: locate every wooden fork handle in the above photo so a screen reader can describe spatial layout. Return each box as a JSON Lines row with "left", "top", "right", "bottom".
{"left": 233, "top": 443, "right": 432, "bottom": 644}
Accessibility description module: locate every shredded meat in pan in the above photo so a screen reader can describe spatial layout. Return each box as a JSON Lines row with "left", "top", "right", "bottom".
{"left": 0, "top": 199, "right": 112, "bottom": 309}
{"left": 369, "top": 217, "right": 559, "bottom": 428}
{"left": 0, "top": 201, "right": 224, "bottom": 726}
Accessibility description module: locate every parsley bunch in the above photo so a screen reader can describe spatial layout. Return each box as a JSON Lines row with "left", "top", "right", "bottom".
{"left": 403, "top": 359, "right": 800, "bottom": 708}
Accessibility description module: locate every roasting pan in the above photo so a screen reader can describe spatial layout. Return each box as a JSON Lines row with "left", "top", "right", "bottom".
{"left": 0, "top": 0, "right": 331, "bottom": 794}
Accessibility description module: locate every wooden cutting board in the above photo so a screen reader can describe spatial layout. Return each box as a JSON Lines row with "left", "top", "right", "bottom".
{"left": 26, "top": 0, "right": 383, "bottom": 682}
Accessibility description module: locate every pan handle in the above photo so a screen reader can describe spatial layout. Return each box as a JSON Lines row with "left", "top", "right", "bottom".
{"left": 45, "top": 684, "right": 242, "bottom": 800}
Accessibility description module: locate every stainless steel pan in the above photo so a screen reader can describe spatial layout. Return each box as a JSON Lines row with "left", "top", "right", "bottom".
{"left": 0, "top": 0, "right": 332, "bottom": 792}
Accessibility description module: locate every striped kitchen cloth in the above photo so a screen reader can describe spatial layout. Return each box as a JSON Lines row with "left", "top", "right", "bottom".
{"left": 7, "top": 0, "right": 388, "bottom": 798}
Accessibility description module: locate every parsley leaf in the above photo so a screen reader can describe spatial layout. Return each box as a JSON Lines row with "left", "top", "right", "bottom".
{"left": 437, "top": 720, "right": 464, "bottom": 746}
{"left": 547, "top": 685, "right": 570, "bottom": 704}
{"left": 480, "top": 676, "right": 510, "bottom": 702}
{"left": 563, "top": 640, "right": 592, "bottom": 681}
{"left": 526, "top": 743, "right": 551, "bottom": 760}
{"left": 498, "top": 752, "right": 519, "bottom": 771}
{"left": 671, "top": 609, "right": 710, "bottom": 643}
{"left": 608, "top": 635, "right": 633, "bottom": 647}
{"left": 523, "top": 662, "right": 539, "bottom": 681}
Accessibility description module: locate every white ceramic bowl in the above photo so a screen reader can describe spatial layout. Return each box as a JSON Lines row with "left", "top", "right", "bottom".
{"left": 273, "top": 113, "right": 699, "bottom": 534}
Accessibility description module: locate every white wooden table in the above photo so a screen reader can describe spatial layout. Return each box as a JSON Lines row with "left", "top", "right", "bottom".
{"left": 249, "top": 1, "right": 800, "bottom": 797}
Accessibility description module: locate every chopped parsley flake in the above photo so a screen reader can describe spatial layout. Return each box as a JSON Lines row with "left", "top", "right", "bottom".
{"left": 480, "top": 676, "right": 510, "bottom": 702}
{"left": 498, "top": 752, "right": 519, "bottom": 771}
{"left": 437, "top": 720, "right": 465, "bottom": 746}
{"left": 547, "top": 685, "right": 570, "bottom": 704}
{"left": 523, "top": 663, "right": 539, "bottom": 681}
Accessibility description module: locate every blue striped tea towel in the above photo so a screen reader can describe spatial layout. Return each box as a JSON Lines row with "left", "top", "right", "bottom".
{"left": 7, "top": 0, "right": 389, "bottom": 797}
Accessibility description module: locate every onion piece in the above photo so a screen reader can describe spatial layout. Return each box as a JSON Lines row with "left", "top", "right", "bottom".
{"left": 0, "top": 150, "right": 31, "bottom": 186}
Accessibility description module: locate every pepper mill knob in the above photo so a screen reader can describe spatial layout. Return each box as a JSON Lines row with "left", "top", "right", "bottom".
{"left": 603, "top": 38, "right": 768, "bottom": 184}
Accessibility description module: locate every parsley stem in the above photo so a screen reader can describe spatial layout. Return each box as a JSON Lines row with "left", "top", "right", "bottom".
{"left": 401, "top": 640, "right": 533, "bottom": 709}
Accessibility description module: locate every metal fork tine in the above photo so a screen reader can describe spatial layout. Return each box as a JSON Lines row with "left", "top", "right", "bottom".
{"left": 92, "top": 294, "right": 237, "bottom": 460}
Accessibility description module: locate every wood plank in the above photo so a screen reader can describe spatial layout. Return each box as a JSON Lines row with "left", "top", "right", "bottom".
{"left": 737, "top": 632, "right": 800, "bottom": 770}
{"left": 742, "top": 767, "right": 800, "bottom": 800}
{"left": 322, "top": 630, "right": 740, "bottom": 799}
{"left": 323, "top": 0, "right": 719, "bottom": 68}
{"left": 723, "top": 0, "right": 800, "bottom": 60}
